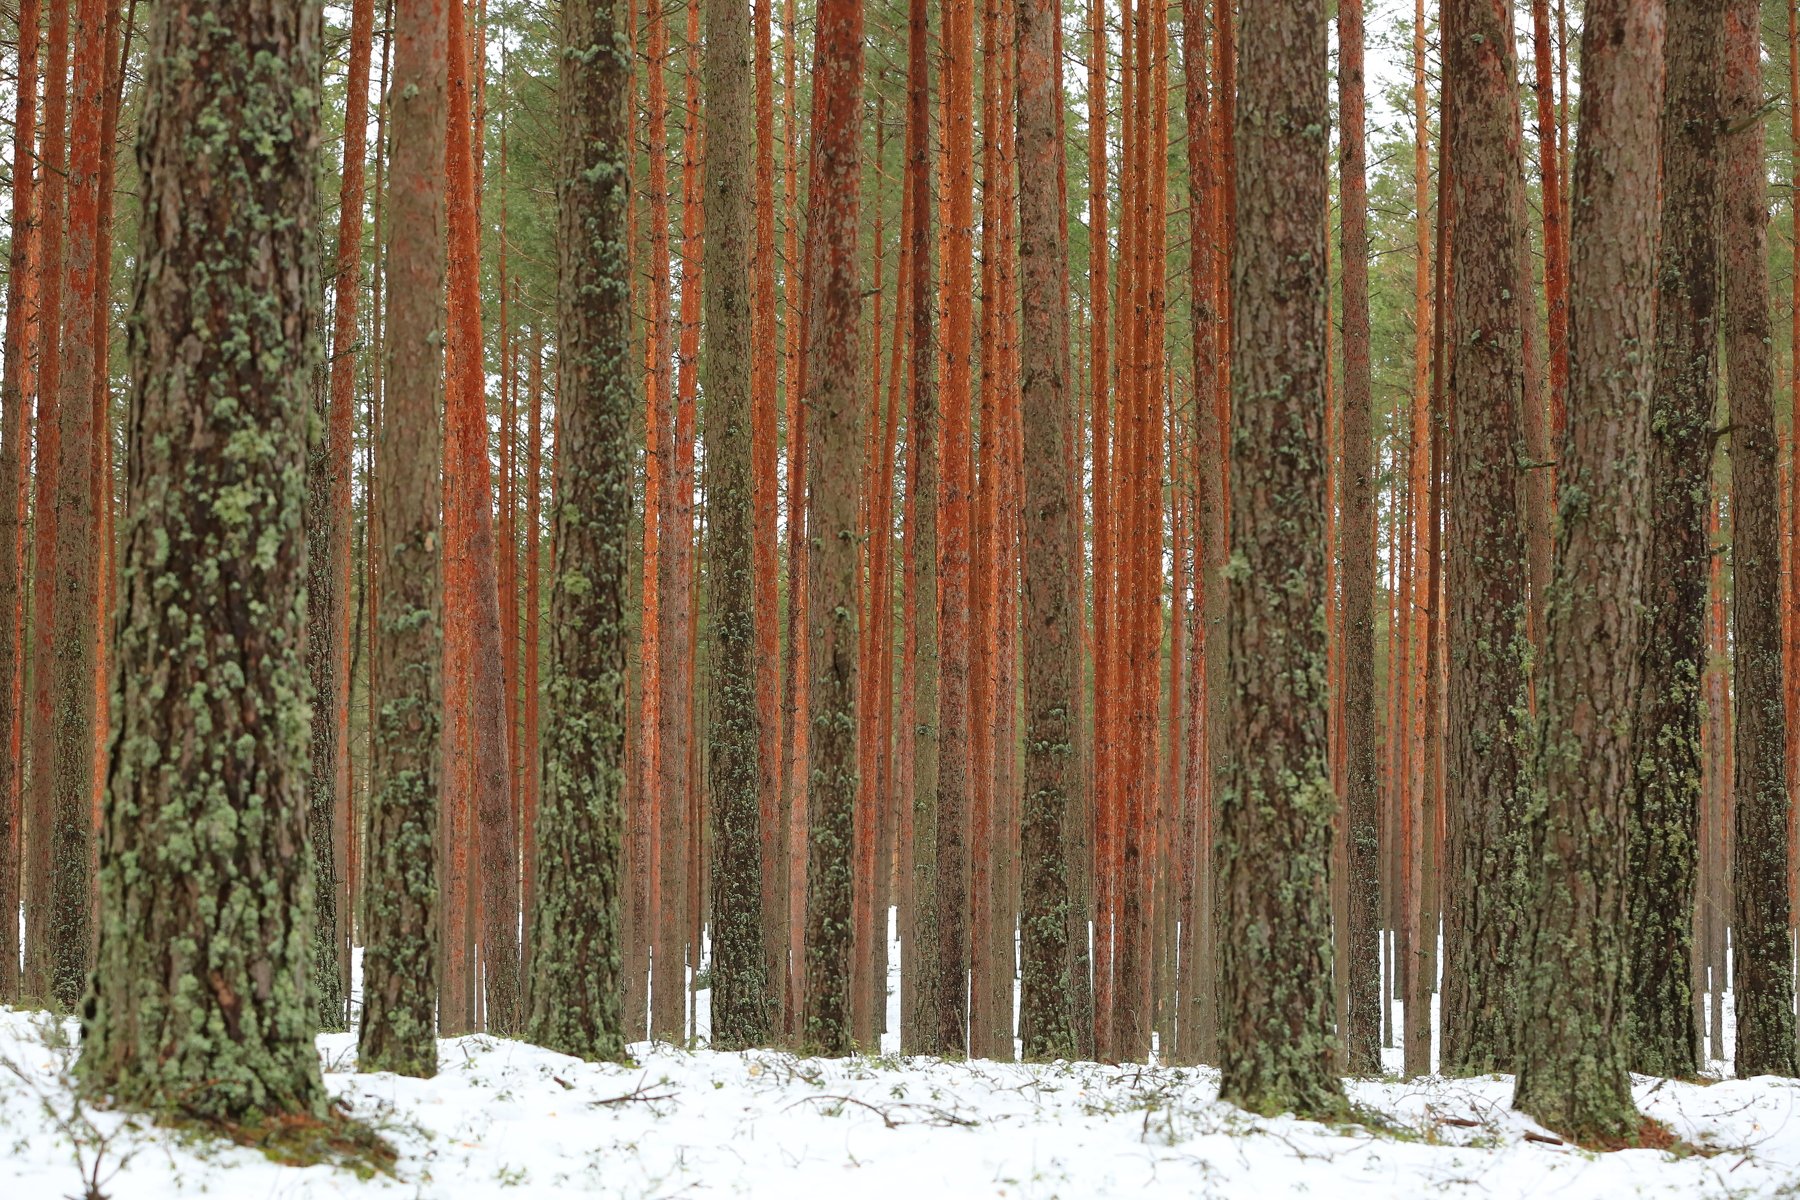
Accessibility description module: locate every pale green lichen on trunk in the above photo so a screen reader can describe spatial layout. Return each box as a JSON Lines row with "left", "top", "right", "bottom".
{"left": 78, "top": 0, "right": 330, "bottom": 1126}
{"left": 520, "top": 0, "right": 632, "bottom": 1065}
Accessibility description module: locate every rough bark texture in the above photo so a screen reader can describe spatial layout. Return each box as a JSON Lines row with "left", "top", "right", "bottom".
{"left": 1015, "top": 0, "right": 1076, "bottom": 1062}
{"left": 1512, "top": 0, "right": 1662, "bottom": 1140}
{"left": 702, "top": 0, "right": 770, "bottom": 1049}
{"left": 358, "top": 0, "right": 446, "bottom": 1080}
{"left": 47, "top": 0, "right": 106, "bottom": 1013}
{"left": 523, "top": 0, "right": 632, "bottom": 1065}
{"left": 77, "top": 0, "right": 329, "bottom": 1121}
{"left": 799, "top": 0, "right": 864, "bottom": 1058}
{"left": 902, "top": 0, "right": 942, "bottom": 1054}
{"left": 23, "top": 0, "right": 68, "bottom": 1008}
{"left": 1628, "top": 0, "right": 1718, "bottom": 1080}
{"left": 1215, "top": 0, "right": 1345, "bottom": 1118}
{"left": 1723, "top": 0, "right": 1798, "bottom": 1080}
{"left": 0, "top": 0, "right": 37, "bottom": 1006}
{"left": 930, "top": 0, "right": 975, "bottom": 1059}
{"left": 307, "top": 0, "right": 375, "bottom": 1033}
{"left": 1336, "top": 0, "right": 1381, "bottom": 1079}
{"left": 1439, "top": 0, "right": 1533, "bottom": 1078}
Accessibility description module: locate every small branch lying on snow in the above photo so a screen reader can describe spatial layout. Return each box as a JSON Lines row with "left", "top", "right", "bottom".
{"left": 784, "top": 1093, "right": 978, "bottom": 1129}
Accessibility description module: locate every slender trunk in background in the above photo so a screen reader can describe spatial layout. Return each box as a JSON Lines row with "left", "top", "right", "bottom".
{"left": 1015, "top": 0, "right": 1077, "bottom": 1061}
{"left": 0, "top": 0, "right": 38, "bottom": 1005}
{"left": 524, "top": 0, "right": 632, "bottom": 1065}
{"left": 309, "top": 0, "right": 375, "bottom": 1031}
{"left": 522, "top": 328, "right": 543, "bottom": 980}
{"left": 931, "top": 0, "right": 976, "bottom": 1058}
{"left": 445, "top": 0, "right": 519, "bottom": 1035}
{"left": 779, "top": 0, "right": 808, "bottom": 1037}
{"left": 1627, "top": 0, "right": 1719, "bottom": 1079}
{"left": 751, "top": 0, "right": 784, "bottom": 1021}
{"left": 640, "top": 0, "right": 674, "bottom": 1042}
{"left": 1723, "top": 0, "right": 1798, "bottom": 1080}
{"left": 1336, "top": 0, "right": 1381, "bottom": 1078}
{"left": 702, "top": 0, "right": 770, "bottom": 1048}
{"left": 1085, "top": 0, "right": 1112, "bottom": 1060}
{"left": 1217, "top": 0, "right": 1345, "bottom": 1118}
{"left": 902, "top": 0, "right": 942, "bottom": 1053}
{"left": 799, "top": 0, "right": 864, "bottom": 1058}
{"left": 46, "top": 0, "right": 106, "bottom": 1011}
{"left": 1438, "top": 0, "right": 1533, "bottom": 1078}
{"left": 1532, "top": 0, "right": 1569, "bottom": 520}
{"left": 1512, "top": 0, "right": 1663, "bottom": 1140}
{"left": 23, "top": 0, "right": 68, "bottom": 1009}
{"left": 359, "top": 0, "right": 446, "bottom": 1079}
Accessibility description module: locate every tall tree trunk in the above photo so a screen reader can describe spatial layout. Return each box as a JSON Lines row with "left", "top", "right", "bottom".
{"left": 0, "top": 0, "right": 38, "bottom": 1006}
{"left": 359, "top": 0, "right": 446, "bottom": 1080}
{"left": 1336, "top": 0, "right": 1381, "bottom": 1078}
{"left": 1512, "top": 0, "right": 1663, "bottom": 1140}
{"left": 1723, "top": 0, "right": 1798, "bottom": 1080}
{"left": 78, "top": 0, "right": 329, "bottom": 1121}
{"left": 751, "top": 0, "right": 784, "bottom": 1022}
{"left": 1439, "top": 0, "right": 1533, "bottom": 1078}
{"left": 23, "top": 0, "right": 68, "bottom": 1009}
{"left": 902, "top": 0, "right": 941, "bottom": 1053}
{"left": 931, "top": 0, "right": 975, "bottom": 1058}
{"left": 308, "top": 0, "right": 375, "bottom": 1032}
{"left": 1015, "top": 0, "right": 1076, "bottom": 1062}
{"left": 523, "top": 0, "right": 632, "bottom": 1065}
{"left": 799, "top": 0, "right": 864, "bottom": 1057}
{"left": 1627, "top": 0, "right": 1719, "bottom": 1080}
{"left": 46, "top": 0, "right": 105, "bottom": 1011}
{"left": 1216, "top": 0, "right": 1345, "bottom": 1118}
{"left": 703, "top": 0, "right": 770, "bottom": 1049}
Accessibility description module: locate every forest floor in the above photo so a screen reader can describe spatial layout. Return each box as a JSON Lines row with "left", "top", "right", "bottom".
{"left": 1, "top": 945, "right": 1798, "bottom": 1198}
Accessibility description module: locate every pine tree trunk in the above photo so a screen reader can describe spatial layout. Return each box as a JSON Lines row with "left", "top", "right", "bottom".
{"left": 799, "top": 0, "right": 864, "bottom": 1057}
{"left": 1628, "top": 0, "right": 1719, "bottom": 1080}
{"left": 1439, "top": 0, "right": 1533, "bottom": 1078}
{"left": 931, "top": 0, "right": 975, "bottom": 1058}
{"left": 1335, "top": 0, "right": 1381, "bottom": 1078}
{"left": 358, "top": 0, "right": 446, "bottom": 1080}
{"left": 1216, "top": 0, "right": 1345, "bottom": 1118}
{"left": 23, "top": 0, "right": 68, "bottom": 1009}
{"left": 523, "top": 0, "right": 632, "bottom": 1065}
{"left": 750, "top": 0, "right": 784, "bottom": 1024}
{"left": 1512, "top": 0, "right": 1662, "bottom": 1140}
{"left": 702, "top": 0, "right": 770, "bottom": 1049}
{"left": 46, "top": 0, "right": 106, "bottom": 1011}
{"left": 1723, "top": 0, "right": 1798, "bottom": 1080}
{"left": 79, "top": 0, "right": 328, "bottom": 1121}
{"left": 902, "top": 0, "right": 942, "bottom": 1053}
{"left": 1015, "top": 0, "right": 1076, "bottom": 1062}
{"left": 0, "top": 0, "right": 38, "bottom": 1007}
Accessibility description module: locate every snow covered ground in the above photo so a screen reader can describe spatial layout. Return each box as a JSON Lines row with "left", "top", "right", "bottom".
{"left": 4, "top": 919, "right": 1799, "bottom": 1199}
{"left": 5, "top": 1003, "right": 1800, "bottom": 1198}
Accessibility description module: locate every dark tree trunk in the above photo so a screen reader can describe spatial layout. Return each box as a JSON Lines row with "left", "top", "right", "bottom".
{"left": 1015, "top": 0, "right": 1076, "bottom": 1062}
{"left": 523, "top": 0, "right": 633, "bottom": 1065}
{"left": 703, "top": 0, "right": 770, "bottom": 1049}
{"left": 799, "top": 0, "right": 864, "bottom": 1058}
{"left": 1512, "top": 0, "right": 1662, "bottom": 1141}
{"left": 1216, "top": 0, "right": 1345, "bottom": 1118}
{"left": 47, "top": 0, "right": 106, "bottom": 1013}
{"left": 0, "top": 0, "right": 38, "bottom": 1007}
{"left": 1336, "top": 0, "right": 1381, "bottom": 1078}
{"left": 902, "top": 0, "right": 942, "bottom": 1055}
{"left": 1629, "top": 0, "right": 1720, "bottom": 1080}
{"left": 77, "top": 0, "right": 328, "bottom": 1122}
{"left": 358, "top": 0, "right": 446, "bottom": 1080}
{"left": 1439, "top": 0, "right": 1534, "bottom": 1078}
{"left": 307, "top": 0, "right": 376, "bottom": 1034}
{"left": 1723, "top": 0, "right": 1798, "bottom": 1080}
